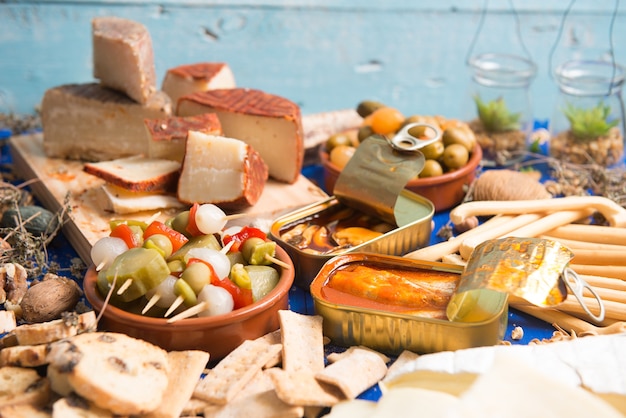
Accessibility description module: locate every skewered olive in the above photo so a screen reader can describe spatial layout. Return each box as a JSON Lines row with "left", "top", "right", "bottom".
{"left": 143, "top": 234, "right": 174, "bottom": 258}
{"left": 168, "top": 210, "right": 191, "bottom": 238}
{"left": 181, "top": 262, "right": 211, "bottom": 294}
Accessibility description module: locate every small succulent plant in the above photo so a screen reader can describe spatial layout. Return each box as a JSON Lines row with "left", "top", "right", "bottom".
{"left": 563, "top": 101, "right": 620, "bottom": 142}
{"left": 474, "top": 95, "right": 522, "bottom": 133}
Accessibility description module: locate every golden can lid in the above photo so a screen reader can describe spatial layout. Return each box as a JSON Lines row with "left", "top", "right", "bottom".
{"left": 333, "top": 123, "right": 441, "bottom": 226}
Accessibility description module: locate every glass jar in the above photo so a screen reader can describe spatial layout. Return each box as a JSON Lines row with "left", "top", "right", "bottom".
{"left": 467, "top": 53, "right": 537, "bottom": 167}
{"left": 550, "top": 60, "right": 625, "bottom": 167}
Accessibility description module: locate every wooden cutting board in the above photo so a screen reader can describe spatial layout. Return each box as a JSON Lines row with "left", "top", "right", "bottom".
{"left": 10, "top": 133, "right": 330, "bottom": 264}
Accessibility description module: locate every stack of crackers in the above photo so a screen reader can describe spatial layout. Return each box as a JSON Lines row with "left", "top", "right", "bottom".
{"left": 0, "top": 309, "right": 409, "bottom": 417}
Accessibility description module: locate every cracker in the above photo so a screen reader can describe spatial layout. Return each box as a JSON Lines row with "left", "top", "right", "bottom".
{"left": 193, "top": 339, "right": 282, "bottom": 405}
{"left": 327, "top": 345, "right": 390, "bottom": 365}
{"left": 315, "top": 348, "right": 388, "bottom": 399}
{"left": 144, "top": 350, "right": 210, "bottom": 418}
{"left": 278, "top": 310, "right": 325, "bottom": 373}
{"left": 385, "top": 349, "right": 420, "bottom": 379}
{"left": 255, "top": 330, "right": 282, "bottom": 369}
{"left": 266, "top": 367, "right": 344, "bottom": 407}
{"left": 203, "top": 389, "right": 303, "bottom": 418}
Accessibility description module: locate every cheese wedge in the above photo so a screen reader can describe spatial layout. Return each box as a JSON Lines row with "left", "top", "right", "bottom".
{"left": 98, "top": 184, "right": 185, "bottom": 214}
{"left": 41, "top": 83, "right": 171, "bottom": 161}
{"left": 84, "top": 155, "right": 181, "bottom": 193}
{"left": 92, "top": 16, "right": 157, "bottom": 104}
{"left": 145, "top": 113, "right": 223, "bottom": 162}
{"left": 161, "top": 62, "right": 236, "bottom": 112}
{"left": 177, "top": 88, "right": 303, "bottom": 184}
{"left": 177, "top": 131, "right": 268, "bottom": 209}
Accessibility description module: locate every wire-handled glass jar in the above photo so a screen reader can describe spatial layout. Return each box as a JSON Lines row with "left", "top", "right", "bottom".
{"left": 467, "top": 53, "right": 537, "bottom": 167}
{"left": 549, "top": 60, "right": 625, "bottom": 168}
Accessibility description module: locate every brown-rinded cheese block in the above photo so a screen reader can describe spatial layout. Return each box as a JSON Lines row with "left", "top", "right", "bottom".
{"left": 145, "top": 113, "right": 223, "bottom": 162}
{"left": 177, "top": 88, "right": 303, "bottom": 184}
{"left": 92, "top": 16, "right": 157, "bottom": 104}
{"left": 177, "top": 131, "right": 268, "bottom": 209}
{"left": 41, "top": 83, "right": 171, "bottom": 161}
{"left": 161, "top": 62, "right": 236, "bottom": 112}
{"left": 83, "top": 155, "right": 181, "bottom": 193}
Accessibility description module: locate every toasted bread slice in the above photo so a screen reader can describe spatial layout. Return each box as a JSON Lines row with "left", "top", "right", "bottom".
{"left": 0, "top": 366, "right": 51, "bottom": 409}
{"left": 12, "top": 311, "right": 96, "bottom": 346}
{"left": 0, "top": 343, "right": 48, "bottom": 368}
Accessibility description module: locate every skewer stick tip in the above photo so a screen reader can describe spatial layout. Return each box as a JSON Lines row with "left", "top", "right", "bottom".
{"left": 166, "top": 301, "right": 209, "bottom": 323}
{"left": 265, "top": 254, "right": 291, "bottom": 270}
{"left": 116, "top": 278, "right": 133, "bottom": 295}
{"left": 164, "top": 295, "right": 184, "bottom": 317}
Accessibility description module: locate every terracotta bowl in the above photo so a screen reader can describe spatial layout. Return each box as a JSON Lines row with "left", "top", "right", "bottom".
{"left": 83, "top": 245, "right": 294, "bottom": 361}
{"left": 320, "top": 143, "right": 483, "bottom": 212}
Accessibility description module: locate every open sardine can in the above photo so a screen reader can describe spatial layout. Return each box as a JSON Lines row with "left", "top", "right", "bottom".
{"left": 270, "top": 131, "right": 437, "bottom": 288}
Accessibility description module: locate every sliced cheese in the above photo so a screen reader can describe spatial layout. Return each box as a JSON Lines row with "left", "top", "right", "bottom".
{"left": 41, "top": 83, "right": 171, "bottom": 161}
{"left": 84, "top": 155, "right": 181, "bottom": 193}
{"left": 177, "top": 88, "right": 303, "bottom": 184}
{"left": 161, "top": 62, "right": 236, "bottom": 112}
{"left": 99, "top": 184, "right": 185, "bottom": 215}
{"left": 177, "top": 131, "right": 268, "bottom": 209}
{"left": 145, "top": 113, "right": 223, "bottom": 162}
{"left": 92, "top": 16, "right": 157, "bottom": 104}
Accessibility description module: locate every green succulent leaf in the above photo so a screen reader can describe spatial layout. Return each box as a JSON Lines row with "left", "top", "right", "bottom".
{"left": 474, "top": 95, "right": 522, "bottom": 133}
{"left": 562, "top": 101, "right": 620, "bottom": 142}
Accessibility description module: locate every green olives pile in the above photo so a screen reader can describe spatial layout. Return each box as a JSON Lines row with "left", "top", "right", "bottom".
{"left": 325, "top": 100, "right": 478, "bottom": 179}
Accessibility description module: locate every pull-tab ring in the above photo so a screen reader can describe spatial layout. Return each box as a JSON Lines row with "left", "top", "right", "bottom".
{"left": 562, "top": 268, "right": 605, "bottom": 323}
{"left": 387, "top": 123, "right": 441, "bottom": 152}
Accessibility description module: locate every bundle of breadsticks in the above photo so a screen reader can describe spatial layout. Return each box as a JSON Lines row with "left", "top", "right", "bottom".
{"left": 405, "top": 195, "right": 626, "bottom": 336}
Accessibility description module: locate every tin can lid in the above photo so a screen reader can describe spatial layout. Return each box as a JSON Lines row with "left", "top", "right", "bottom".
{"left": 333, "top": 134, "right": 427, "bottom": 226}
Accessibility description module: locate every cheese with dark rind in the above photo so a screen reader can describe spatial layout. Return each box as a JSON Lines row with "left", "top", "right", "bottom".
{"left": 92, "top": 16, "right": 157, "bottom": 104}
{"left": 83, "top": 155, "right": 181, "bottom": 193}
{"left": 145, "top": 113, "right": 223, "bottom": 162}
{"left": 161, "top": 62, "right": 236, "bottom": 112}
{"left": 177, "top": 88, "right": 303, "bottom": 184}
{"left": 41, "top": 83, "right": 171, "bottom": 161}
{"left": 177, "top": 131, "right": 268, "bottom": 209}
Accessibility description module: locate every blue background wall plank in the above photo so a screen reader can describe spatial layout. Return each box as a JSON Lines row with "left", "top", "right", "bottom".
{"left": 1, "top": 1, "right": 625, "bottom": 121}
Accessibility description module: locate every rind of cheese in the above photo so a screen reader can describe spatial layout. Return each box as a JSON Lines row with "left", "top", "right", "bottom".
{"left": 92, "top": 16, "right": 157, "bottom": 104}
{"left": 145, "top": 113, "right": 223, "bottom": 162}
{"left": 41, "top": 83, "right": 171, "bottom": 162}
{"left": 161, "top": 62, "right": 236, "bottom": 112}
{"left": 99, "top": 184, "right": 186, "bottom": 214}
{"left": 177, "top": 131, "right": 268, "bottom": 209}
{"left": 84, "top": 155, "right": 181, "bottom": 193}
{"left": 177, "top": 88, "right": 303, "bottom": 184}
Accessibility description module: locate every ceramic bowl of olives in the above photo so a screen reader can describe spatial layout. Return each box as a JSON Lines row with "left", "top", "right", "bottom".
{"left": 320, "top": 112, "right": 483, "bottom": 212}
{"left": 83, "top": 237, "right": 294, "bottom": 362}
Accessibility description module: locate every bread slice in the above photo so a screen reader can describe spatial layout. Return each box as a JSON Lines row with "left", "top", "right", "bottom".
{"left": 143, "top": 350, "right": 210, "bottom": 418}
{"left": 0, "top": 343, "right": 48, "bottom": 368}
{"left": 145, "top": 113, "right": 223, "bottom": 162}
{"left": 52, "top": 394, "right": 114, "bottom": 418}
{"left": 12, "top": 311, "right": 96, "bottom": 346}
{"left": 84, "top": 155, "right": 181, "bottom": 193}
{"left": 161, "top": 62, "right": 236, "bottom": 113}
{"left": 177, "top": 132, "right": 268, "bottom": 209}
{"left": 0, "top": 403, "right": 51, "bottom": 418}
{"left": 92, "top": 16, "right": 157, "bottom": 104}
{"left": 46, "top": 332, "right": 169, "bottom": 416}
{"left": 0, "top": 366, "right": 51, "bottom": 409}
{"left": 177, "top": 88, "right": 304, "bottom": 184}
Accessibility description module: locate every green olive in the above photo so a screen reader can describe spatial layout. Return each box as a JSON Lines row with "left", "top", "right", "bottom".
{"left": 174, "top": 278, "right": 198, "bottom": 306}
{"left": 167, "top": 259, "right": 186, "bottom": 275}
{"left": 181, "top": 262, "right": 211, "bottom": 294}
{"left": 241, "top": 237, "right": 267, "bottom": 263}
{"left": 442, "top": 127, "right": 476, "bottom": 153}
{"left": 169, "top": 210, "right": 191, "bottom": 238}
{"left": 420, "top": 141, "right": 444, "bottom": 160}
{"left": 143, "top": 234, "right": 174, "bottom": 258}
{"left": 441, "top": 144, "right": 470, "bottom": 170}
{"left": 419, "top": 160, "right": 444, "bottom": 178}
{"left": 325, "top": 133, "right": 354, "bottom": 153}
{"left": 356, "top": 100, "right": 386, "bottom": 118}
{"left": 357, "top": 125, "right": 375, "bottom": 143}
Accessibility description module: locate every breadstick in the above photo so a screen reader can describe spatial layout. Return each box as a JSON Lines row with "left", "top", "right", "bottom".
{"left": 570, "top": 249, "right": 626, "bottom": 266}
{"left": 545, "top": 223, "right": 626, "bottom": 246}
{"left": 558, "top": 295, "right": 626, "bottom": 321}
{"left": 502, "top": 208, "right": 595, "bottom": 239}
{"left": 404, "top": 215, "right": 514, "bottom": 261}
{"left": 578, "top": 274, "right": 626, "bottom": 292}
{"left": 569, "top": 264, "right": 626, "bottom": 280}
{"left": 539, "top": 236, "right": 626, "bottom": 252}
{"left": 510, "top": 300, "right": 602, "bottom": 334}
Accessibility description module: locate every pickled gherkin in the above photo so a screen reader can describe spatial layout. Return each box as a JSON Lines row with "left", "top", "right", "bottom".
{"left": 241, "top": 237, "right": 276, "bottom": 266}
{"left": 97, "top": 247, "right": 170, "bottom": 303}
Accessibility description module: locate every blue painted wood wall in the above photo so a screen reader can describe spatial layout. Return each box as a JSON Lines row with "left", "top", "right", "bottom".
{"left": 1, "top": 1, "right": 625, "bottom": 123}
